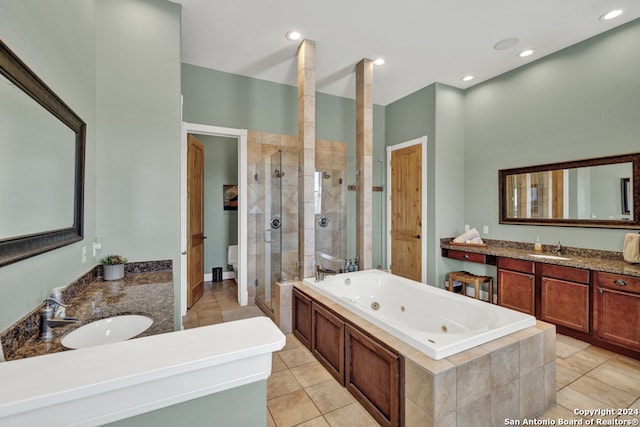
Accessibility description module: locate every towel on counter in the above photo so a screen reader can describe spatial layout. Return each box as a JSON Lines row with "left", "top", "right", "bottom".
{"left": 453, "top": 228, "right": 484, "bottom": 245}
{"left": 623, "top": 233, "right": 640, "bottom": 264}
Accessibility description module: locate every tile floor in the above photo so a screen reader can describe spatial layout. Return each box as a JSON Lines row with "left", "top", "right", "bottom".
{"left": 184, "top": 280, "right": 640, "bottom": 426}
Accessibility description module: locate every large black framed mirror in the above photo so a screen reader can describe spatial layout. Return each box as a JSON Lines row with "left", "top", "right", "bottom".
{"left": 0, "top": 38, "right": 86, "bottom": 267}
{"left": 499, "top": 153, "right": 639, "bottom": 229}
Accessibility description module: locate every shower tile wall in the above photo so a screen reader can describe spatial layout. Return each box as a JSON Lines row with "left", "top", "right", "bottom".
{"left": 247, "top": 131, "right": 299, "bottom": 304}
{"left": 316, "top": 140, "right": 347, "bottom": 269}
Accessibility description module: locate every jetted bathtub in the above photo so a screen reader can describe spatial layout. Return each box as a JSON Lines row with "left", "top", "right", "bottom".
{"left": 303, "top": 269, "right": 536, "bottom": 360}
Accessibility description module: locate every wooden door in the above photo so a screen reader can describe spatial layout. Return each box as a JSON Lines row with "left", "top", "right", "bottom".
{"left": 390, "top": 144, "right": 422, "bottom": 281}
{"left": 187, "top": 134, "right": 205, "bottom": 308}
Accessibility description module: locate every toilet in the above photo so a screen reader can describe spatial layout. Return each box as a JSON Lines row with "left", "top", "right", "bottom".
{"left": 227, "top": 245, "right": 238, "bottom": 281}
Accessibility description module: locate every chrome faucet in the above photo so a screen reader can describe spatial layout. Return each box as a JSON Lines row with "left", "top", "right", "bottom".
{"left": 315, "top": 265, "right": 337, "bottom": 282}
{"left": 551, "top": 241, "right": 562, "bottom": 254}
{"left": 38, "top": 298, "right": 79, "bottom": 341}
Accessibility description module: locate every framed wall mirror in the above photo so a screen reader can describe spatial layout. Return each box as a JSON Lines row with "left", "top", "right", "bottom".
{"left": 0, "top": 38, "right": 86, "bottom": 267}
{"left": 499, "top": 153, "right": 639, "bottom": 229}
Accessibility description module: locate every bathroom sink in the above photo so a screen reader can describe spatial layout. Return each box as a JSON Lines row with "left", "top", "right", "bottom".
{"left": 61, "top": 315, "right": 153, "bottom": 349}
{"left": 528, "top": 254, "right": 571, "bottom": 261}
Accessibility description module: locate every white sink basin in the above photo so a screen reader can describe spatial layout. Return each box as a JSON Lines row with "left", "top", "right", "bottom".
{"left": 528, "top": 254, "right": 571, "bottom": 261}
{"left": 62, "top": 315, "right": 153, "bottom": 349}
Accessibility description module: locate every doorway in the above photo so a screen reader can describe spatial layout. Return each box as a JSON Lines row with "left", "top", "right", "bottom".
{"left": 386, "top": 136, "right": 427, "bottom": 283}
{"left": 181, "top": 123, "right": 248, "bottom": 316}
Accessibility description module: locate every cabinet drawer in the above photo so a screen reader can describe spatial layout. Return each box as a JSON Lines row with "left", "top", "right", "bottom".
{"left": 498, "top": 257, "right": 535, "bottom": 274}
{"left": 597, "top": 272, "right": 640, "bottom": 294}
{"left": 448, "top": 250, "right": 486, "bottom": 264}
{"left": 541, "top": 264, "right": 590, "bottom": 284}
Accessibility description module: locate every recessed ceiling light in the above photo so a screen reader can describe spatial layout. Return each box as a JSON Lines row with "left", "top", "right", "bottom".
{"left": 494, "top": 37, "right": 519, "bottom": 51}
{"left": 286, "top": 30, "right": 302, "bottom": 41}
{"left": 374, "top": 58, "right": 385, "bottom": 66}
{"left": 600, "top": 9, "right": 623, "bottom": 21}
{"left": 461, "top": 75, "right": 474, "bottom": 82}
{"left": 518, "top": 49, "right": 535, "bottom": 58}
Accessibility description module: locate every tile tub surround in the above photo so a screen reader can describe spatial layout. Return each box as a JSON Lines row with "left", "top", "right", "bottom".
{"left": 1, "top": 261, "right": 173, "bottom": 360}
{"left": 440, "top": 238, "right": 640, "bottom": 278}
{"left": 293, "top": 282, "right": 556, "bottom": 425}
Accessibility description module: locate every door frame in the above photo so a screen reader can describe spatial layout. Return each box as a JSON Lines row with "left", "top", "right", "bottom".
{"left": 386, "top": 136, "right": 427, "bottom": 283}
{"left": 181, "top": 122, "right": 248, "bottom": 315}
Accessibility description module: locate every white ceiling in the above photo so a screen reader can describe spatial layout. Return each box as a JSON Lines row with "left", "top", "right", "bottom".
{"left": 175, "top": 0, "right": 640, "bottom": 106}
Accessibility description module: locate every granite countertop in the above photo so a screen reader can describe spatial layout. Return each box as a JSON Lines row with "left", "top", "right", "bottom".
{"left": 4, "top": 270, "right": 173, "bottom": 361}
{"left": 441, "top": 238, "right": 640, "bottom": 278}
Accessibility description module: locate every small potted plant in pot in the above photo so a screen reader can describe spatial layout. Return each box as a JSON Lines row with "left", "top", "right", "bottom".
{"left": 101, "top": 254, "right": 127, "bottom": 281}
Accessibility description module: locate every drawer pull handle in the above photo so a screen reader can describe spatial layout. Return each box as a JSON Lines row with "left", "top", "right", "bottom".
{"left": 613, "top": 279, "right": 627, "bottom": 286}
{"left": 463, "top": 254, "right": 469, "bottom": 259}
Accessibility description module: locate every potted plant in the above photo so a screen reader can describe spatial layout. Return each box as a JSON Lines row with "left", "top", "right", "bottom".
{"left": 101, "top": 254, "right": 127, "bottom": 281}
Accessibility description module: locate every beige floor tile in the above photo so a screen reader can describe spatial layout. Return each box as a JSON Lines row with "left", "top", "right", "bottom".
{"left": 614, "top": 354, "right": 640, "bottom": 370}
{"left": 296, "top": 416, "right": 331, "bottom": 427}
{"left": 536, "top": 403, "right": 583, "bottom": 421}
{"left": 194, "top": 310, "right": 223, "bottom": 326}
{"left": 291, "top": 361, "right": 333, "bottom": 388}
{"left": 323, "top": 403, "right": 379, "bottom": 427}
{"left": 305, "top": 379, "right": 355, "bottom": 414}
{"left": 556, "top": 364, "right": 583, "bottom": 390}
{"left": 221, "top": 306, "right": 266, "bottom": 322}
{"left": 556, "top": 352, "right": 601, "bottom": 376}
{"left": 267, "top": 409, "right": 276, "bottom": 427}
{"left": 568, "top": 376, "right": 637, "bottom": 408}
{"left": 557, "top": 386, "right": 617, "bottom": 418}
{"left": 267, "top": 369, "right": 303, "bottom": 399}
{"left": 555, "top": 334, "right": 591, "bottom": 359}
{"left": 278, "top": 346, "right": 317, "bottom": 368}
{"left": 267, "top": 389, "right": 321, "bottom": 427}
{"left": 272, "top": 352, "right": 288, "bottom": 373}
{"left": 284, "top": 333, "right": 304, "bottom": 350}
{"left": 587, "top": 362, "right": 640, "bottom": 396}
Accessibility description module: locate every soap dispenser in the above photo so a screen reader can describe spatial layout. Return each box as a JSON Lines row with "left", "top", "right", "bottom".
{"left": 534, "top": 237, "right": 542, "bottom": 253}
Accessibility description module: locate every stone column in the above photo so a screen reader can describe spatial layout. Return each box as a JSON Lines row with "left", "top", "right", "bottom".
{"left": 356, "top": 58, "right": 373, "bottom": 270}
{"left": 297, "top": 40, "right": 316, "bottom": 279}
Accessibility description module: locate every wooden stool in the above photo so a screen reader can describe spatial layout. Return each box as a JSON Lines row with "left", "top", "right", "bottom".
{"left": 447, "top": 271, "right": 494, "bottom": 303}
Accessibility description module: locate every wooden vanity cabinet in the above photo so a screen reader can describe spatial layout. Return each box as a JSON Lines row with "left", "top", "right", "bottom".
{"left": 345, "top": 324, "right": 401, "bottom": 427}
{"left": 311, "top": 303, "right": 345, "bottom": 385}
{"left": 594, "top": 272, "right": 640, "bottom": 351}
{"left": 540, "top": 264, "right": 591, "bottom": 333}
{"left": 498, "top": 258, "right": 536, "bottom": 315}
{"left": 293, "top": 288, "right": 312, "bottom": 349}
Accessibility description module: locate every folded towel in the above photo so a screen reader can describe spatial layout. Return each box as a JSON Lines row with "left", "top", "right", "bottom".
{"left": 623, "top": 233, "right": 640, "bottom": 264}
{"left": 453, "top": 228, "right": 484, "bottom": 244}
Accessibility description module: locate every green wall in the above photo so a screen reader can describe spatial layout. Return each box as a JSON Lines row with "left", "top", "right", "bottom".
{"left": 464, "top": 19, "right": 640, "bottom": 251}
{"left": 385, "top": 83, "right": 466, "bottom": 286}
{"left": 96, "top": 0, "right": 182, "bottom": 328}
{"left": 199, "top": 134, "right": 239, "bottom": 274}
{"left": 107, "top": 381, "right": 266, "bottom": 427}
{"left": 0, "top": 0, "right": 98, "bottom": 330}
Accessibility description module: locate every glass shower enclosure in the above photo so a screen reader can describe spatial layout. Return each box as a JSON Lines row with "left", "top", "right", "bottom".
{"left": 255, "top": 150, "right": 282, "bottom": 312}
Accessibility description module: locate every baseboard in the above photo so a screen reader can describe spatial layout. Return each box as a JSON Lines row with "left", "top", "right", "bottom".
{"left": 204, "top": 271, "right": 236, "bottom": 282}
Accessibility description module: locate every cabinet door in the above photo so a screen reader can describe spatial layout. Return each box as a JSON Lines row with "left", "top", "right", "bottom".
{"left": 596, "top": 287, "right": 640, "bottom": 351}
{"left": 312, "top": 303, "right": 345, "bottom": 385}
{"left": 541, "top": 277, "right": 590, "bottom": 333}
{"left": 345, "top": 325, "right": 400, "bottom": 427}
{"left": 498, "top": 269, "right": 535, "bottom": 315}
{"left": 293, "top": 288, "right": 312, "bottom": 349}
